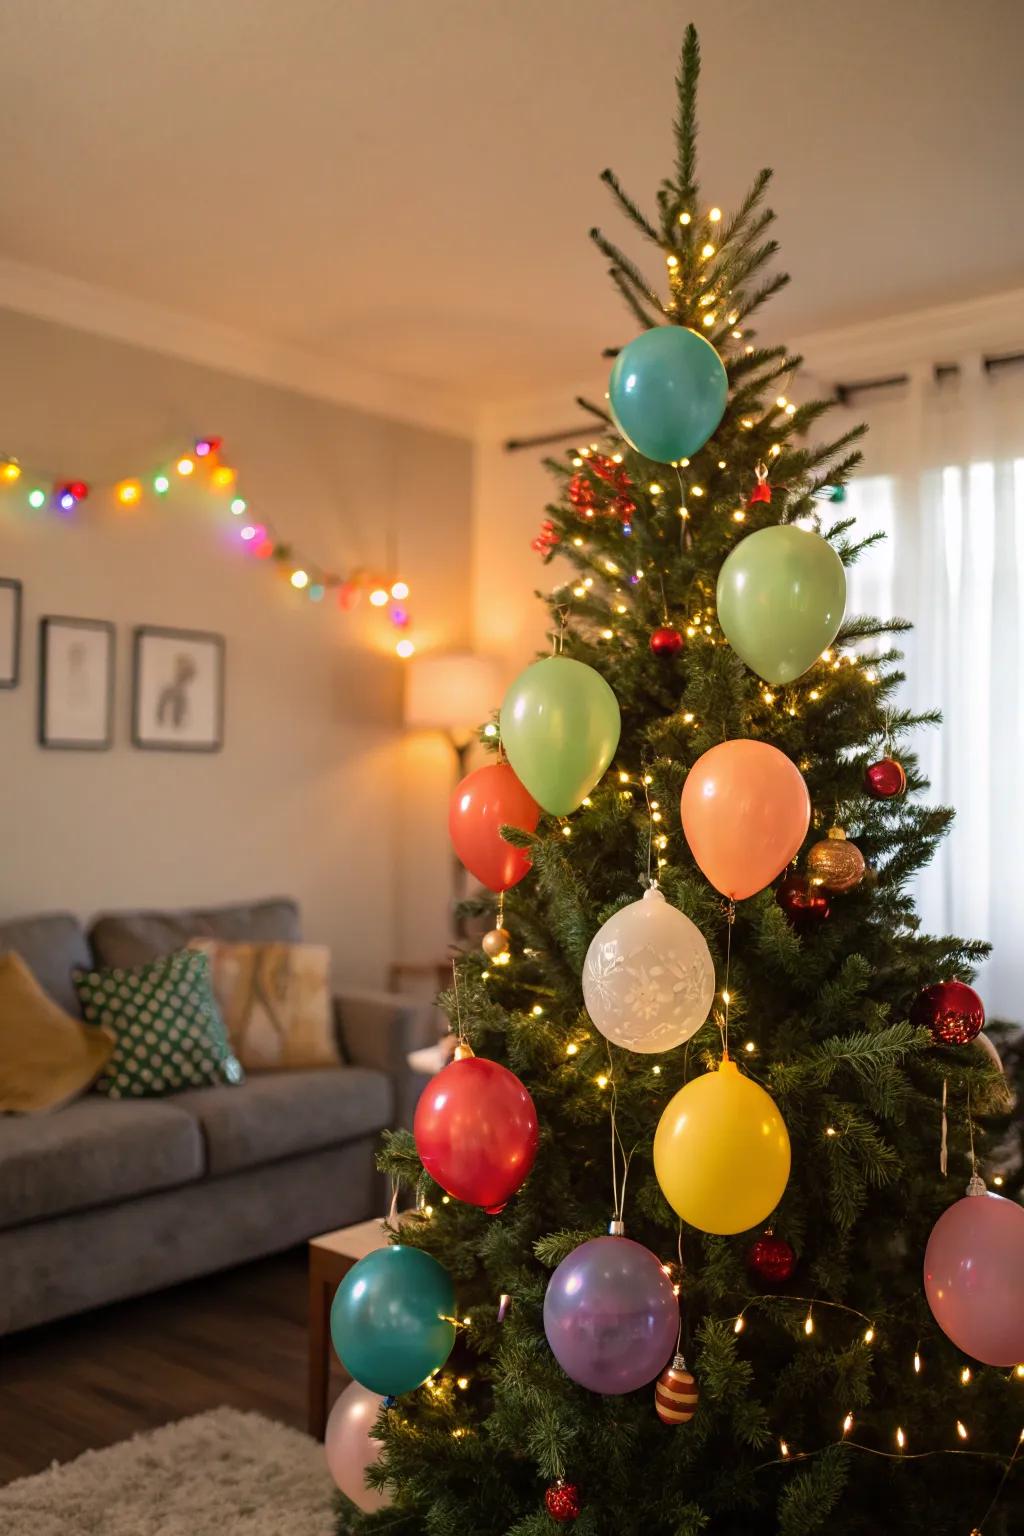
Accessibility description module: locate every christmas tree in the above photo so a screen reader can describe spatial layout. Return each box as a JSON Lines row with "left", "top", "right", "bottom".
{"left": 330, "top": 25, "right": 1023, "bottom": 1536}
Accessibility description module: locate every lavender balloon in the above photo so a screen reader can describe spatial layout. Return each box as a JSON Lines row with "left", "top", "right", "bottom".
{"left": 924, "top": 1180, "right": 1024, "bottom": 1366}
{"left": 543, "top": 1235, "right": 678, "bottom": 1394}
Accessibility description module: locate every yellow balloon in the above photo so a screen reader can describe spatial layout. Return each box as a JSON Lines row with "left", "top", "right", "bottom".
{"left": 653, "top": 1059, "right": 791, "bottom": 1235}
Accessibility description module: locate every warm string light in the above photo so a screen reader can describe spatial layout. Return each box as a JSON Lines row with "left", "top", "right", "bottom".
{"left": 2, "top": 437, "right": 415, "bottom": 648}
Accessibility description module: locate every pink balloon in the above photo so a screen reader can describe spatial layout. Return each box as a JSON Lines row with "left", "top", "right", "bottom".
{"left": 924, "top": 1188, "right": 1024, "bottom": 1366}
{"left": 324, "top": 1381, "right": 390, "bottom": 1512}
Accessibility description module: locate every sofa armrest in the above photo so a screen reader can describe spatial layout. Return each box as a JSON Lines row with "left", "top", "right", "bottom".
{"left": 334, "top": 989, "right": 440, "bottom": 1130}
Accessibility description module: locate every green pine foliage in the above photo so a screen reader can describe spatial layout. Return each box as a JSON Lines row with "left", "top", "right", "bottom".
{"left": 337, "top": 25, "right": 1022, "bottom": 1535}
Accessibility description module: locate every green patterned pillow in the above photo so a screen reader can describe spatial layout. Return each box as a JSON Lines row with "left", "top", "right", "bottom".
{"left": 74, "top": 949, "right": 244, "bottom": 1099}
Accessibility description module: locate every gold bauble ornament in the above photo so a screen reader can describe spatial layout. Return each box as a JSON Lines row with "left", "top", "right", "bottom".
{"left": 806, "top": 826, "right": 865, "bottom": 893}
{"left": 482, "top": 926, "right": 511, "bottom": 958}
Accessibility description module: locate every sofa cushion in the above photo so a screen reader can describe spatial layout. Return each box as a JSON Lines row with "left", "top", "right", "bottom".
{"left": 169, "top": 1067, "right": 392, "bottom": 1177}
{"left": 0, "top": 1097, "right": 203, "bottom": 1229}
{"left": 88, "top": 897, "right": 302, "bottom": 970}
{"left": 0, "top": 912, "right": 91, "bottom": 1018}
{"left": 0, "top": 952, "right": 115, "bottom": 1114}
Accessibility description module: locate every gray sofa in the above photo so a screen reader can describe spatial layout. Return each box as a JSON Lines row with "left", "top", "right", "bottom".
{"left": 0, "top": 897, "right": 438, "bottom": 1337}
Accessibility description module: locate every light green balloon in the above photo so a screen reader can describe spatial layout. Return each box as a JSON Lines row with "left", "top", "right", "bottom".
{"left": 716, "top": 525, "right": 847, "bottom": 685}
{"left": 501, "top": 656, "right": 621, "bottom": 817}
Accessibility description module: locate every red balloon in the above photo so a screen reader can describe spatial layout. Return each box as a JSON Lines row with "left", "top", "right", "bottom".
{"left": 448, "top": 763, "right": 540, "bottom": 893}
{"left": 911, "top": 979, "right": 985, "bottom": 1046}
{"left": 924, "top": 1187, "right": 1024, "bottom": 1365}
{"left": 414, "top": 1057, "right": 539, "bottom": 1213}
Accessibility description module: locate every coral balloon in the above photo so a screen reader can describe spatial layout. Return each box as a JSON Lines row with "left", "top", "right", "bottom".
{"left": 924, "top": 1182, "right": 1024, "bottom": 1366}
{"left": 680, "top": 740, "right": 810, "bottom": 900}
{"left": 501, "top": 656, "right": 621, "bottom": 816}
{"left": 330, "top": 1245, "right": 456, "bottom": 1396}
{"left": 582, "top": 885, "right": 714, "bottom": 1053}
{"left": 654, "top": 1059, "right": 791, "bottom": 1234}
{"left": 324, "top": 1382, "right": 390, "bottom": 1512}
{"left": 608, "top": 326, "right": 728, "bottom": 464}
{"left": 448, "top": 762, "right": 540, "bottom": 893}
{"left": 414, "top": 1055, "right": 539, "bottom": 1213}
{"left": 543, "top": 1235, "right": 679, "bottom": 1394}
{"left": 716, "top": 525, "right": 847, "bottom": 684}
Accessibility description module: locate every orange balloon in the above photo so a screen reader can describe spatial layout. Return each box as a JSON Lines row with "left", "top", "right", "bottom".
{"left": 680, "top": 740, "right": 810, "bottom": 900}
{"left": 449, "top": 762, "right": 540, "bottom": 893}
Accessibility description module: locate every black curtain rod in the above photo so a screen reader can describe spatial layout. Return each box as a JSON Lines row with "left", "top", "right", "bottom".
{"left": 503, "top": 350, "right": 1024, "bottom": 453}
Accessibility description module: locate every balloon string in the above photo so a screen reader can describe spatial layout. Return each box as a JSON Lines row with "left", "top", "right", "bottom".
{"left": 675, "top": 465, "right": 691, "bottom": 551}
{"left": 607, "top": 1061, "right": 637, "bottom": 1223}
{"left": 720, "top": 902, "right": 736, "bottom": 1060}
{"left": 643, "top": 772, "right": 656, "bottom": 888}
{"left": 675, "top": 1221, "right": 685, "bottom": 1357}
{"left": 497, "top": 891, "right": 505, "bottom": 930}
{"left": 386, "top": 1178, "right": 400, "bottom": 1226}
{"left": 939, "top": 1075, "right": 948, "bottom": 1177}
{"left": 967, "top": 1081, "right": 977, "bottom": 1177}
{"left": 452, "top": 959, "right": 467, "bottom": 1049}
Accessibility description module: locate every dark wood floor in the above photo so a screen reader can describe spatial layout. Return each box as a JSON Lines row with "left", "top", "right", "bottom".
{"left": 0, "top": 1247, "right": 340, "bottom": 1484}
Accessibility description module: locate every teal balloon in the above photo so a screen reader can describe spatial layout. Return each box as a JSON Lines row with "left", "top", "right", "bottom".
{"left": 501, "top": 656, "right": 621, "bottom": 817}
{"left": 717, "top": 525, "right": 847, "bottom": 685}
{"left": 330, "top": 1245, "right": 456, "bottom": 1397}
{"left": 608, "top": 326, "right": 728, "bottom": 464}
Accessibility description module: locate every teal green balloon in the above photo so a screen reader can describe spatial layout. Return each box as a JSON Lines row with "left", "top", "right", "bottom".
{"left": 717, "top": 525, "right": 847, "bottom": 685}
{"left": 608, "top": 326, "right": 728, "bottom": 463}
{"left": 330, "top": 1245, "right": 456, "bottom": 1396}
{"left": 501, "top": 656, "right": 621, "bottom": 817}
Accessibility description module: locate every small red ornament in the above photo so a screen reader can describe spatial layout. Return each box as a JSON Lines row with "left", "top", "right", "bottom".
{"left": 748, "top": 480, "right": 771, "bottom": 505}
{"left": 650, "top": 625, "right": 684, "bottom": 657}
{"left": 568, "top": 474, "right": 598, "bottom": 511}
{"left": 746, "top": 1233, "right": 796, "bottom": 1285}
{"left": 911, "top": 980, "right": 985, "bottom": 1047}
{"left": 545, "top": 1479, "right": 581, "bottom": 1523}
{"left": 776, "top": 871, "right": 830, "bottom": 928}
{"left": 655, "top": 1353, "right": 699, "bottom": 1425}
{"left": 532, "top": 519, "right": 561, "bottom": 555}
{"left": 864, "top": 756, "right": 907, "bottom": 798}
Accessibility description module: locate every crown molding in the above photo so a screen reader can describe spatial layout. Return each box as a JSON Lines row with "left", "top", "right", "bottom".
{"left": 0, "top": 255, "right": 477, "bottom": 440}
{"left": 785, "top": 287, "right": 1024, "bottom": 385}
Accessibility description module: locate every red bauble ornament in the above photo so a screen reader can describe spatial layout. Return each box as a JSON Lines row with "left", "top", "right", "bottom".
{"left": 650, "top": 625, "right": 684, "bottom": 657}
{"left": 911, "top": 980, "right": 985, "bottom": 1047}
{"left": 776, "top": 871, "right": 830, "bottom": 928}
{"left": 414, "top": 1056, "right": 539, "bottom": 1213}
{"left": 545, "top": 1479, "right": 581, "bottom": 1523}
{"left": 748, "top": 480, "right": 772, "bottom": 505}
{"left": 655, "top": 1353, "right": 699, "bottom": 1425}
{"left": 864, "top": 756, "right": 907, "bottom": 798}
{"left": 532, "top": 519, "right": 560, "bottom": 555}
{"left": 449, "top": 762, "right": 540, "bottom": 893}
{"left": 746, "top": 1233, "right": 797, "bottom": 1285}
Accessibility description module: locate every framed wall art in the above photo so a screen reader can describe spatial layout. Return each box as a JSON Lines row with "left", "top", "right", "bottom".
{"left": 39, "top": 616, "right": 116, "bottom": 750}
{"left": 132, "top": 626, "right": 225, "bottom": 752}
{"left": 0, "top": 578, "right": 22, "bottom": 688}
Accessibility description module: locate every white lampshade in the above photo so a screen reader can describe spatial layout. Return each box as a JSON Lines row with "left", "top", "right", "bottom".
{"left": 404, "top": 651, "right": 502, "bottom": 747}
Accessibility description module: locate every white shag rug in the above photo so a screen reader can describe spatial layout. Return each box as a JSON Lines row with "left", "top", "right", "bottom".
{"left": 0, "top": 1407, "right": 336, "bottom": 1536}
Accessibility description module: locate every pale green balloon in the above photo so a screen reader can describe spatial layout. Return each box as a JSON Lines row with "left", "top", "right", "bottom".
{"left": 500, "top": 656, "right": 621, "bottom": 816}
{"left": 716, "top": 525, "right": 847, "bottom": 685}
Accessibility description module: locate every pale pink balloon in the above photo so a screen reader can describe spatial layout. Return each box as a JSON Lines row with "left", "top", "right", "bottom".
{"left": 325, "top": 1381, "right": 390, "bottom": 1512}
{"left": 923, "top": 1189, "right": 1024, "bottom": 1366}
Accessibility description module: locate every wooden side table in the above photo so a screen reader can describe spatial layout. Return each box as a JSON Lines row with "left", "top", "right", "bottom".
{"left": 307, "top": 1216, "right": 398, "bottom": 1439}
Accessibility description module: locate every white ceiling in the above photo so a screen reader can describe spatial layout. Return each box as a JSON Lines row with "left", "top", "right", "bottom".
{"left": 1, "top": 0, "right": 1022, "bottom": 417}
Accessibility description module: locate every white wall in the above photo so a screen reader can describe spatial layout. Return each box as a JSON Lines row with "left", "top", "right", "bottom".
{"left": 0, "top": 307, "right": 473, "bottom": 986}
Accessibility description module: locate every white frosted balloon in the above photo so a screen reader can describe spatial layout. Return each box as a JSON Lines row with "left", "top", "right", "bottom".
{"left": 582, "top": 885, "right": 715, "bottom": 1053}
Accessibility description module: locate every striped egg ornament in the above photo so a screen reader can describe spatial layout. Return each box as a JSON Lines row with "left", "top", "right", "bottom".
{"left": 655, "top": 1353, "right": 699, "bottom": 1425}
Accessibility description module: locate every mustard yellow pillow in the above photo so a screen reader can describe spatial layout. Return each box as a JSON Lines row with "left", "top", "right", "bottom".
{"left": 187, "top": 939, "right": 339, "bottom": 1071}
{"left": 0, "top": 951, "right": 114, "bottom": 1113}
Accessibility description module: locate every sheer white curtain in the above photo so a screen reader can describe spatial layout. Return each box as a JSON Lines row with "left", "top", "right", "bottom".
{"left": 842, "top": 361, "right": 1024, "bottom": 1022}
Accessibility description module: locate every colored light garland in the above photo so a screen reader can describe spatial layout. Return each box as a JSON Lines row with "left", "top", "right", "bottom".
{"left": 0, "top": 441, "right": 415, "bottom": 657}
